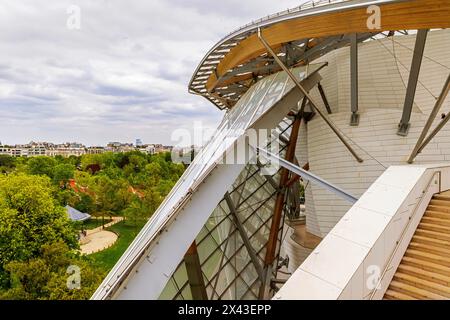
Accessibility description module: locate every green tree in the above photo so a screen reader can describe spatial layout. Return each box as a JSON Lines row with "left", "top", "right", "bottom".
{"left": 73, "top": 193, "right": 96, "bottom": 214}
{"left": 0, "top": 155, "right": 16, "bottom": 173}
{"left": 67, "top": 155, "right": 81, "bottom": 168}
{"left": 0, "top": 174, "right": 78, "bottom": 285}
{"left": 26, "top": 156, "right": 57, "bottom": 178}
{"left": 0, "top": 242, "right": 104, "bottom": 300}
{"left": 52, "top": 163, "right": 75, "bottom": 187}
{"left": 123, "top": 199, "right": 147, "bottom": 228}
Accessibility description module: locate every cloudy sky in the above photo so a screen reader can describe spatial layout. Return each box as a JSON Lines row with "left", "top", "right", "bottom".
{"left": 0, "top": 0, "right": 308, "bottom": 146}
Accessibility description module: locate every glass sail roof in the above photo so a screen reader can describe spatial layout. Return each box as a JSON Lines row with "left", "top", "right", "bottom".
{"left": 92, "top": 63, "right": 325, "bottom": 300}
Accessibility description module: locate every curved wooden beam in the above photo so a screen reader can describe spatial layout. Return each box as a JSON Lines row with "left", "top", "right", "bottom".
{"left": 206, "top": 0, "right": 450, "bottom": 93}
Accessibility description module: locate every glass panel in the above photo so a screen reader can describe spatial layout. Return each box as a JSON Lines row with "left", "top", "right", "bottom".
{"left": 155, "top": 61, "right": 323, "bottom": 300}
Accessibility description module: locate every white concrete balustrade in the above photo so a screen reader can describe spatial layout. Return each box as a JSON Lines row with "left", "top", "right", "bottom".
{"left": 276, "top": 164, "right": 450, "bottom": 300}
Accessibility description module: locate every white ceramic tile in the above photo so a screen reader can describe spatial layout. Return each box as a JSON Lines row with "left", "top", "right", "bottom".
{"left": 356, "top": 182, "right": 411, "bottom": 216}
{"left": 300, "top": 234, "right": 369, "bottom": 289}
{"left": 275, "top": 269, "right": 341, "bottom": 300}
{"left": 330, "top": 206, "right": 390, "bottom": 248}
{"left": 363, "top": 236, "right": 386, "bottom": 297}
{"left": 374, "top": 166, "right": 426, "bottom": 190}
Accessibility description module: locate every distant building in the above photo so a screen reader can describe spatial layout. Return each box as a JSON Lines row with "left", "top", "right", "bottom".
{"left": 45, "top": 142, "right": 86, "bottom": 157}
{"left": 28, "top": 144, "right": 46, "bottom": 156}
{"left": 106, "top": 142, "right": 135, "bottom": 153}
{"left": 87, "top": 146, "right": 105, "bottom": 154}
{"left": 12, "top": 148, "right": 28, "bottom": 157}
{"left": 152, "top": 144, "right": 173, "bottom": 153}
{"left": 137, "top": 144, "right": 155, "bottom": 155}
{"left": 107, "top": 142, "right": 122, "bottom": 149}
{"left": 46, "top": 147, "right": 85, "bottom": 157}
{"left": 0, "top": 146, "right": 11, "bottom": 156}
{"left": 1, "top": 140, "right": 170, "bottom": 157}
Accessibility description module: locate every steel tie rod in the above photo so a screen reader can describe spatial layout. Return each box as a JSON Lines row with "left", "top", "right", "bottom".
{"left": 257, "top": 28, "right": 363, "bottom": 163}
{"left": 407, "top": 73, "right": 450, "bottom": 163}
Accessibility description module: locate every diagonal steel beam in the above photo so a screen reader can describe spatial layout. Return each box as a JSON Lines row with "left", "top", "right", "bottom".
{"left": 318, "top": 82, "right": 332, "bottom": 114}
{"left": 257, "top": 28, "right": 363, "bottom": 163}
{"left": 255, "top": 146, "right": 358, "bottom": 204}
{"left": 415, "top": 112, "right": 450, "bottom": 157}
{"left": 408, "top": 73, "right": 450, "bottom": 163}
{"left": 398, "top": 29, "right": 429, "bottom": 136}
{"left": 224, "top": 192, "right": 265, "bottom": 281}
{"left": 184, "top": 241, "right": 208, "bottom": 300}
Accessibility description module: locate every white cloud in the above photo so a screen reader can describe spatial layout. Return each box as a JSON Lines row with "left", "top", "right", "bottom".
{"left": 0, "top": 0, "right": 305, "bottom": 146}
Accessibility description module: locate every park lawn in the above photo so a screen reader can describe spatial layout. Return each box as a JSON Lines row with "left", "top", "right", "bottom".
{"left": 90, "top": 220, "right": 146, "bottom": 272}
{"left": 82, "top": 218, "right": 112, "bottom": 230}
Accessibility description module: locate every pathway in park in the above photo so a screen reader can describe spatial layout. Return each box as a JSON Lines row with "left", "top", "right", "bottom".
{"left": 80, "top": 217, "right": 124, "bottom": 255}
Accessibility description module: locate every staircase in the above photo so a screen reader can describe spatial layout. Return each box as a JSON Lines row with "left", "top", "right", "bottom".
{"left": 384, "top": 193, "right": 450, "bottom": 300}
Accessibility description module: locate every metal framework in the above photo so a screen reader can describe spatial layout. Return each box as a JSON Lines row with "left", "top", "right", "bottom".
{"left": 189, "top": 0, "right": 450, "bottom": 109}
{"left": 160, "top": 119, "right": 296, "bottom": 300}
{"left": 398, "top": 29, "right": 429, "bottom": 136}
{"left": 190, "top": 31, "right": 379, "bottom": 109}
{"left": 189, "top": 0, "right": 354, "bottom": 109}
{"left": 257, "top": 28, "right": 364, "bottom": 163}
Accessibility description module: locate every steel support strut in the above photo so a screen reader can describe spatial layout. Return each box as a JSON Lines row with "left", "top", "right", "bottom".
{"left": 350, "top": 33, "right": 360, "bottom": 126}
{"left": 256, "top": 147, "right": 358, "bottom": 204}
{"left": 407, "top": 73, "right": 450, "bottom": 163}
{"left": 257, "top": 28, "right": 363, "bottom": 163}
{"left": 318, "top": 83, "right": 332, "bottom": 114}
{"left": 415, "top": 113, "right": 450, "bottom": 157}
{"left": 184, "top": 241, "right": 208, "bottom": 300}
{"left": 398, "top": 29, "right": 429, "bottom": 136}
{"left": 258, "top": 114, "right": 302, "bottom": 299}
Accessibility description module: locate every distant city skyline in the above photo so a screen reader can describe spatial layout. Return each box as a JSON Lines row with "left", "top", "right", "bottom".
{"left": 0, "top": 139, "right": 170, "bottom": 148}
{"left": 0, "top": 0, "right": 304, "bottom": 146}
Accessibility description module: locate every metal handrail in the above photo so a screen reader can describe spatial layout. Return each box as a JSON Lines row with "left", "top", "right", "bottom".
{"left": 368, "top": 170, "right": 441, "bottom": 300}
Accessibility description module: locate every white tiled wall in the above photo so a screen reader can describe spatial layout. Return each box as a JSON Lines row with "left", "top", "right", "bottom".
{"left": 298, "top": 30, "right": 450, "bottom": 237}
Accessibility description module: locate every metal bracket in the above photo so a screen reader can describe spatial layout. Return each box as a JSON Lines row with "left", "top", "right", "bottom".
{"left": 350, "top": 112, "right": 360, "bottom": 126}
{"left": 397, "top": 122, "right": 411, "bottom": 137}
